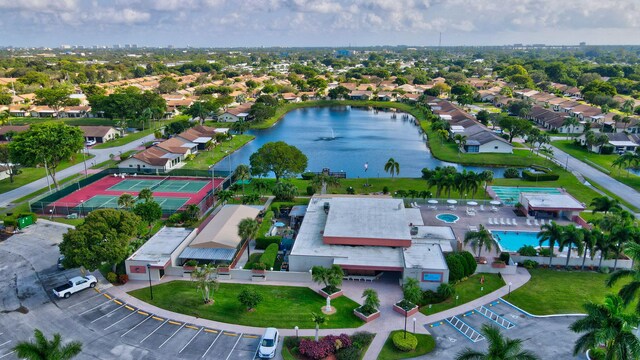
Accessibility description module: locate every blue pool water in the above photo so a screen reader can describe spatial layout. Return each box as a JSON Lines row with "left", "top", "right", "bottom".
{"left": 493, "top": 231, "right": 543, "bottom": 252}
{"left": 214, "top": 107, "right": 518, "bottom": 178}
{"left": 436, "top": 213, "right": 460, "bottom": 223}
{"left": 491, "top": 186, "right": 562, "bottom": 205}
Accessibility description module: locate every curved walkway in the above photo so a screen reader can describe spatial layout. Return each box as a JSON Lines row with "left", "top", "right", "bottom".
{"left": 105, "top": 268, "right": 531, "bottom": 359}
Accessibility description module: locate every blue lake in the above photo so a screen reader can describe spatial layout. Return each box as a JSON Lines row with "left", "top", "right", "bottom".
{"left": 214, "top": 106, "right": 513, "bottom": 178}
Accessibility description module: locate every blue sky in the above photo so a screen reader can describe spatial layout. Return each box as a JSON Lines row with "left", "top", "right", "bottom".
{"left": 2, "top": 0, "right": 640, "bottom": 47}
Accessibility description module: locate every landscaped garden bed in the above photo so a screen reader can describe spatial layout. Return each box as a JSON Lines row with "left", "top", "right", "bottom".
{"left": 282, "top": 332, "right": 375, "bottom": 360}
{"left": 318, "top": 287, "right": 343, "bottom": 299}
{"left": 393, "top": 300, "right": 419, "bottom": 317}
{"left": 377, "top": 330, "right": 435, "bottom": 360}
{"left": 129, "top": 281, "right": 364, "bottom": 328}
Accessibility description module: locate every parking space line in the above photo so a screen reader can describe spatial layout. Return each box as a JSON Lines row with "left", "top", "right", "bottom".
{"left": 79, "top": 298, "right": 113, "bottom": 315}
{"left": 0, "top": 340, "right": 11, "bottom": 347}
{"left": 224, "top": 332, "right": 243, "bottom": 360}
{"left": 67, "top": 292, "right": 105, "bottom": 308}
{"left": 201, "top": 331, "right": 222, "bottom": 359}
{"left": 104, "top": 308, "right": 138, "bottom": 330}
{"left": 179, "top": 327, "right": 203, "bottom": 353}
{"left": 121, "top": 314, "right": 153, "bottom": 337}
{"left": 91, "top": 304, "right": 125, "bottom": 323}
{"left": 140, "top": 319, "right": 168, "bottom": 343}
{"left": 159, "top": 323, "right": 185, "bottom": 348}
{"left": 0, "top": 351, "right": 14, "bottom": 359}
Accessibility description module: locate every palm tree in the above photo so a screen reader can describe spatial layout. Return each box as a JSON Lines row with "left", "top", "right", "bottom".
{"left": 138, "top": 188, "right": 153, "bottom": 203}
{"left": 622, "top": 99, "right": 635, "bottom": 117}
{"left": 595, "top": 134, "right": 610, "bottom": 154}
{"left": 593, "top": 230, "right": 611, "bottom": 269}
{"left": 234, "top": 164, "right": 251, "bottom": 196}
{"left": 0, "top": 109, "right": 10, "bottom": 126}
{"left": 252, "top": 179, "right": 270, "bottom": 196}
{"left": 117, "top": 193, "right": 135, "bottom": 210}
{"left": 456, "top": 324, "right": 539, "bottom": 360}
{"left": 463, "top": 225, "right": 497, "bottom": 259}
{"left": 191, "top": 264, "right": 219, "bottom": 304}
{"left": 384, "top": 158, "right": 400, "bottom": 178}
{"left": 231, "top": 120, "right": 250, "bottom": 134}
{"left": 13, "top": 329, "right": 82, "bottom": 360}
{"left": 607, "top": 242, "right": 640, "bottom": 314}
{"left": 311, "top": 173, "right": 340, "bottom": 195}
{"left": 237, "top": 218, "right": 259, "bottom": 258}
{"left": 480, "top": 170, "right": 494, "bottom": 194}
{"left": 437, "top": 129, "right": 449, "bottom": 144}
{"left": 610, "top": 225, "right": 634, "bottom": 271}
{"left": 580, "top": 228, "right": 596, "bottom": 270}
{"left": 563, "top": 116, "right": 580, "bottom": 139}
{"left": 570, "top": 294, "right": 640, "bottom": 359}
{"left": 538, "top": 222, "right": 564, "bottom": 266}
{"left": 613, "top": 152, "right": 639, "bottom": 177}
{"left": 453, "top": 133, "right": 467, "bottom": 153}
{"left": 311, "top": 312, "right": 326, "bottom": 342}
{"left": 361, "top": 288, "right": 380, "bottom": 314}
{"left": 559, "top": 224, "right": 584, "bottom": 268}
{"left": 215, "top": 189, "right": 233, "bottom": 204}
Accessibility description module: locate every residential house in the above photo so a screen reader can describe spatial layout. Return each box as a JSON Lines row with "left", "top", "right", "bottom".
{"left": 348, "top": 90, "right": 372, "bottom": 100}
{"left": 156, "top": 137, "right": 198, "bottom": 156}
{"left": 219, "top": 103, "right": 253, "bottom": 122}
{"left": 281, "top": 93, "right": 301, "bottom": 103}
{"left": 8, "top": 105, "right": 29, "bottom": 117}
{"left": 577, "top": 132, "right": 640, "bottom": 153}
{"left": 119, "top": 146, "right": 182, "bottom": 172}
{"left": 460, "top": 124, "right": 513, "bottom": 153}
{"left": 376, "top": 92, "right": 395, "bottom": 101}
{"left": 175, "top": 126, "right": 215, "bottom": 150}
{"left": 60, "top": 106, "right": 91, "bottom": 118}
{"left": 166, "top": 99, "right": 194, "bottom": 117}
{"left": 78, "top": 126, "right": 119, "bottom": 144}
{"left": 30, "top": 106, "right": 58, "bottom": 118}
{"left": 0, "top": 125, "right": 29, "bottom": 141}
{"left": 527, "top": 106, "right": 583, "bottom": 133}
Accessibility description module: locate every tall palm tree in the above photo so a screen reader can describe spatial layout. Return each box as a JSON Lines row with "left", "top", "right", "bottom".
{"left": 610, "top": 225, "right": 634, "bottom": 271}
{"left": 463, "top": 225, "right": 497, "bottom": 259}
{"left": 138, "top": 188, "right": 153, "bottom": 203}
{"left": 0, "top": 109, "right": 10, "bottom": 126}
{"left": 234, "top": 164, "right": 251, "bottom": 196}
{"left": 437, "top": 129, "right": 450, "bottom": 144}
{"left": 237, "top": 218, "right": 259, "bottom": 258}
{"left": 538, "top": 222, "right": 564, "bottom": 266}
{"left": 311, "top": 173, "right": 340, "bottom": 195}
{"left": 384, "top": 158, "right": 400, "bottom": 178}
{"left": 311, "top": 312, "right": 326, "bottom": 342}
{"left": 215, "top": 189, "right": 233, "bottom": 204}
{"left": 613, "top": 152, "right": 639, "bottom": 177}
{"left": 622, "top": 99, "right": 636, "bottom": 117}
{"left": 13, "top": 329, "right": 82, "bottom": 360}
{"left": 252, "top": 179, "right": 270, "bottom": 196}
{"left": 480, "top": 170, "right": 494, "bottom": 194}
{"left": 453, "top": 133, "right": 468, "bottom": 153}
{"left": 607, "top": 242, "right": 640, "bottom": 314}
{"left": 570, "top": 294, "right": 640, "bottom": 360}
{"left": 456, "top": 324, "right": 539, "bottom": 360}
{"left": 580, "top": 228, "right": 596, "bottom": 270}
{"left": 563, "top": 116, "right": 580, "bottom": 139}
{"left": 117, "top": 193, "right": 135, "bottom": 210}
{"left": 593, "top": 230, "right": 611, "bottom": 269}
{"left": 559, "top": 224, "right": 584, "bottom": 268}
{"left": 590, "top": 196, "right": 622, "bottom": 214}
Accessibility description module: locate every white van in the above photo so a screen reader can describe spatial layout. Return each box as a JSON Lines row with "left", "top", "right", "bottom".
{"left": 257, "top": 327, "right": 279, "bottom": 359}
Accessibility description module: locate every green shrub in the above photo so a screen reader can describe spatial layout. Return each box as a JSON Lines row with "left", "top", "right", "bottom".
{"left": 459, "top": 251, "right": 477, "bottom": 276}
{"left": 284, "top": 336, "right": 301, "bottom": 349}
{"left": 270, "top": 205, "right": 280, "bottom": 214}
{"left": 346, "top": 186, "right": 355, "bottom": 194}
{"left": 445, "top": 253, "right": 465, "bottom": 282}
{"left": 522, "top": 260, "right": 538, "bottom": 269}
{"left": 503, "top": 168, "right": 520, "bottom": 178}
{"left": 601, "top": 145, "right": 614, "bottom": 155}
{"left": 258, "top": 243, "right": 279, "bottom": 269}
{"left": 167, "top": 213, "right": 183, "bottom": 225}
{"left": 255, "top": 236, "right": 282, "bottom": 250}
{"left": 421, "top": 290, "right": 444, "bottom": 305}
{"left": 392, "top": 332, "right": 418, "bottom": 352}
{"left": 599, "top": 266, "right": 610, "bottom": 274}
{"left": 437, "top": 283, "right": 455, "bottom": 299}
{"left": 518, "top": 245, "right": 537, "bottom": 256}
{"left": 350, "top": 332, "right": 375, "bottom": 350}
{"left": 3, "top": 217, "right": 17, "bottom": 227}
{"left": 306, "top": 186, "right": 315, "bottom": 196}
{"left": 336, "top": 347, "right": 360, "bottom": 360}
{"left": 499, "top": 252, "right": 511, "bottom": 263}
{"left": 301, "top": 172, "right": 315, "bottom": 180}
{"left": 106, "top": 272, "right": 118, "bottom": 283}
{"left": 539, "top": 248, "right": 554, "bottom": 257}
{"left": 522, "top": 170, "right": 559, "bottom": 181}
{"left": 382, "top": 186, "right": 389, "bottom": 194}
{"left": 184, "top": 260, "right": 198, "bottom": 267}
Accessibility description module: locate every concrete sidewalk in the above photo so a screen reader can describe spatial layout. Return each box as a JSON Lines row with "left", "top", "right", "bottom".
{"left": 102, "top": 267, "right": 531, "bottom": 359}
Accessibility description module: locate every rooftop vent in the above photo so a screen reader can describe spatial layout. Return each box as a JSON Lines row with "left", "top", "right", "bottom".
{"left": 323, "top": 202, "right": 330, "bottom": 214}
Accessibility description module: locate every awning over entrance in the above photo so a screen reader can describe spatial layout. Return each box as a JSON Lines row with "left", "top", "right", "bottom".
{"left": 179, "top": 247, "right": 235, "bottom": 262}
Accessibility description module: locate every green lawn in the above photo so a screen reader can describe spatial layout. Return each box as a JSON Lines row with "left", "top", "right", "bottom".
{"left": 181, "top": 134, "right": 255, "bottom": 170}
{"left": 377, "top": 331, "right": 436, "bottom": 360}
{"left": 553, "top": 140, "right": 640, "bottom": 192}
{"left": 508, "top": 269, "right": 633, "bottom": 315}
{"left": 0, "top": 154, "right": 94, "bottom": 194}
{"left": 583, "top": 176, "right": 640, "bottom": 212}
{"left": 129, "top": 281, "right": 364, "bottom": 329}
{"left": 421, "top": 273, "right": 505, "bottom": 315}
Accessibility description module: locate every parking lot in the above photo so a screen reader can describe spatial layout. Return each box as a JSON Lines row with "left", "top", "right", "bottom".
{"left": 424, "top": 300, "right": 586, "bottom": 359}
{"left": 0, "top": 330, "right": 16, "bottom": 360}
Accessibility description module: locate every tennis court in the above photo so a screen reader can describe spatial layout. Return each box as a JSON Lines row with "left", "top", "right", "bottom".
{"left": 107, "top": 178, "right": 209, "bottom": 193}
{"left": 79, "top": 195, "right": 190, "bottom": 212}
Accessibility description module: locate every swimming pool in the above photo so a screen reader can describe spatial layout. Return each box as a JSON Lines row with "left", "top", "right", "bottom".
{"left": 493, "top": 230, "right": 543, "bottom": 252}
{"left": 491, "top": 186, "right": 562, "bottom": 205}
{"left": 436, "top": 213, "right": 459, "bottom": 224}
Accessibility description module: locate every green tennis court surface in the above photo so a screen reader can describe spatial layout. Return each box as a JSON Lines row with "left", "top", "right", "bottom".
{"left": 77, "top": 195, "right": 189, "bottom": 211}
{"left": 107, "top": 178, "right": 209, "bottom": 193}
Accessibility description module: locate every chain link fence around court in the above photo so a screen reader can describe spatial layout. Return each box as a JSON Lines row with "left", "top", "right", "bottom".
{"left": 29, "top": 167, "right": 232, "bottom": 218}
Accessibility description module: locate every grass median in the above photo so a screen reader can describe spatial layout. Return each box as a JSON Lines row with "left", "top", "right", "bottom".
{"left": 181, "top": 134, "right": 255, "bottom": 170}
{"left": 420, "top": 273, "right": 505, "bottom": 315}
{"left": 129, "top": 281, "right": 364, "bottom": 329}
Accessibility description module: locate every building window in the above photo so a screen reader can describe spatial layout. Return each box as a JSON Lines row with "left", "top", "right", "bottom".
{"left": 494, "top": 146, "right": 499, "bottom": 149}
{"left": 129, "top": 165, "right": 133, "bottom": 167}
{"left": 466, "top": 145, "right": 479, "bottom": 153}
{"left": 422, "top": 272, "right": 443, "bottom": 282}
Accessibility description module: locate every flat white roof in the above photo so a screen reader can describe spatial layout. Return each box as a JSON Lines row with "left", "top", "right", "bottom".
{"left": 413, "top": 226, "right": 455, "bottom": 241}
{"left": 128, "top": 227, "right": 195, "bottom": 266}
{"left": 322, "top": 197, "right": 412, "bottom": 242}
{"left": 405, "top": 208, "right": 424, "bottom": 226}
{"left": 403, "top": 242, "right": 448, "bottom": 270}
{"left": 609, "top": 141, "right": 638, "bottom": 147}
{"left": 521, "top": 193, "right": 585, "bottom": 210}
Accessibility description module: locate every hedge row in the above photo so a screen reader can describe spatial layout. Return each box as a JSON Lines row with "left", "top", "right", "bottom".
{"left": 2, "top": 212, "right": 38, "bottom": 228}
{"left": 255, "top": 236, "right": 282, "bottom": 250}
{"left": 521, "top": 170, "right": 560, "bottom": 181}
{"left": 258, "top": 243, "right": 279, "bottom": 269}
{"left": 257, "top": 211, "right": 274, "bottom": 237}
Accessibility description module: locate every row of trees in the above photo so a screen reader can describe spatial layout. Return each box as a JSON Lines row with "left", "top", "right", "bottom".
{"left": 422, "top": 166, "right": 494, "bottom": 199}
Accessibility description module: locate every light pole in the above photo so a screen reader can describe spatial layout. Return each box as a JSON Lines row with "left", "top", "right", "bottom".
{"left": 79, "top": 200, "right": 84, "bottom": 217}
{"left": 413, "top": 318, "right": 416, "bottom": 334}
{"left": 404, "top": 313, "right": 408, "bottom": 339}
{"left": 455, "top": 295, "right": 459, "bottom": 305}
{"left": 294, "top": 326, "right": 299, "bottom": 338}
{"left": 508, "top": 281, "right": 513, "bottom": 298}
{"left": 147, "top": 264, "right": 153, "bottom": 300}
{"left": 82, "top": 147, "right": 88, "bottom": 178}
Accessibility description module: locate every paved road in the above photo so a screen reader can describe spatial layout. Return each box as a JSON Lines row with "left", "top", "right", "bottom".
{"left": 0, "top": 134, "right": 155, "bottom": 208}
{"left": 549, "top": 145, "right": 640, "bottom": 211}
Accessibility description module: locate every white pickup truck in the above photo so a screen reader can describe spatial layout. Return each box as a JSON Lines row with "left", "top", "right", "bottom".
{"left": 53, "top": 275, "right": 97, "bottom": 298}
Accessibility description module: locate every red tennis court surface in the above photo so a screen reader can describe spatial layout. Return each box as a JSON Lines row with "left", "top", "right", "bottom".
{"left": 51, "top": 175, "right": 223, "bottom": 209}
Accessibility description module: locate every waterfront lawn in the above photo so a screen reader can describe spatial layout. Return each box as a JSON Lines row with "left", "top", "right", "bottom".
{"left": 129, "top": 281, "right": 364, "bottom": 329}
{"left": 182, "top": 134, "right": 255, "bottom": 170}
{"left": 377, "top": 331, "right": 436, "bottom": 360}
{"left": 553, "top": 140, "right": 640, "bottom": 192}
{"left": 421, "top": 274, "right": 505, "bottom": 315}
{"left": 0, "top": 154, "right": 94, "bottom": 194}
{"left": 508, "top": 268, "right": 634, "bottom": 315}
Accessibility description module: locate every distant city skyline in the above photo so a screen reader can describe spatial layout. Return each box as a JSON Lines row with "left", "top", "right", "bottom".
{"left": 2, "top": 0, "right": 640, "bottom": 48}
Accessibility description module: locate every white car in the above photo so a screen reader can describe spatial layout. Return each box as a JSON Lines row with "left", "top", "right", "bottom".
{"left": 85, "top": 139, "right": 96, "bottom": 146}
{"left": 257, "top": 327, "right": 279, "bottom": 359}
{"left": 53, "top": 275, "right": 97, "bottom": 298}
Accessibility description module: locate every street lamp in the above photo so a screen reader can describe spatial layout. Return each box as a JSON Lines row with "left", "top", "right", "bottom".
{"left": 79, "top": 200, "right": 84, "bottom": 217}
{"left": 294, "top": 326, "right": 299, "bottom": 338}
{"left": 146, "top": 264, "right": 153, "bottom": 300}
{"left": 413, "top": 318, "right": 416, "bottom": 334}
{"left": 508, "top": 282, "right": 513, "bottom": 298}
{"left": 455, "top": 295, "right": 459, "bottom": 305}
{"left": 82, "top": 147, "right": 88, "bottom": 178}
